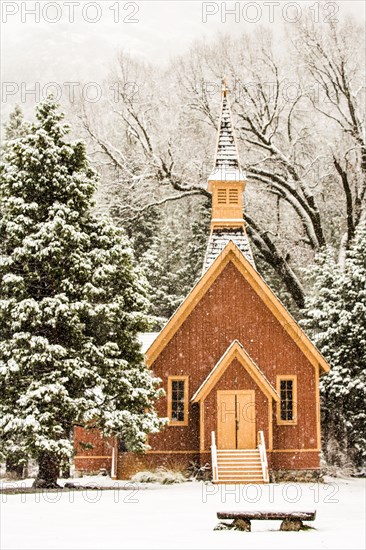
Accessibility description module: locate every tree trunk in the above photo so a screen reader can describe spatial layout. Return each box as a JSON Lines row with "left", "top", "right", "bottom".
{"left": 33, "top": 451, "right": 61, "bottom": 488}
{"left": 245, "top": 215, "right": 306, "bottom": 309}
{"left": 6, "top": 453, "right": 25, "bottom": 479}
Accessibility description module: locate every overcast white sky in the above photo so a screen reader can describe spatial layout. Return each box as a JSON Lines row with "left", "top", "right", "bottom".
{"left": 0, "top": 0, "right": 365, "bottom": 120}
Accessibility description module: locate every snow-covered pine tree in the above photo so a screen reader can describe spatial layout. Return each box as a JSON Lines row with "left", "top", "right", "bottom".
{"left": 302, "top": 226, "right": 366, "bottom": 468}
{"left": 140, "top": 201, "right": 210, "bottom": 328}
{"left": 3, "top": 105, "right": 29, "bottom": 140}
{"left": 0, "top": 98, "right": 163, "bottom": 487}
{"left": 141, "top": 228, "right": 190, "bottom": 327}
{"left": 1, "top": 105, "right": 30, "bottom": 478}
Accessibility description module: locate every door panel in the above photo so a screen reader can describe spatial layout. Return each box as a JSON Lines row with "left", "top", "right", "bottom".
{"left": 237, "top": 391, "right": 256, "bottom": 448}
{"left": 217, "top": 392, "right": 236, "bottom": 449}
{"left": 217, "top": 391, "right": 256, "bottom": 449}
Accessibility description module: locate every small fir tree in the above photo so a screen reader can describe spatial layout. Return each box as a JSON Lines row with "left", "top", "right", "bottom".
{"left": 1, "top": 105, "right": 31, "bottom": 478}
{"left": 3, "top": 105, "right": 29, "bottom": 141}
{"left": 0, "top": 98, "right": 163, "bottom": 487}
{"left": 141, "top": 228, "right": 190, "bottom": 326}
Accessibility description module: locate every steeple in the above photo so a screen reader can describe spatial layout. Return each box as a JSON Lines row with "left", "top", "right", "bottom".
{"left": 203, "top": 79, "right": 255, "bottom": 272}
{"left": 214, "top": 78, "right": 240, "bottom": 172}
{"left": 208, "top": 78, "right": 246, "bottom": 231}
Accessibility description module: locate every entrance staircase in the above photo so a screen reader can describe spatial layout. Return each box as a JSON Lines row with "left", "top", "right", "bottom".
{"left": 211, "top": 431, "right": 269, "bottom": 484}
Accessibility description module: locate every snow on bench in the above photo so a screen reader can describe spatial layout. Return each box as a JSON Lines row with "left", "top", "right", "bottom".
{"left": 215, "top": 510, "right": 316, "bottom": 531}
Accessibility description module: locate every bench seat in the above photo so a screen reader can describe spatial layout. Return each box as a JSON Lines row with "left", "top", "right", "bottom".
{"left": 215, "top": 510, "right": 316, "bottom": 531}
{"left": 217, "top": 510, "right": 316, "bottom": 521}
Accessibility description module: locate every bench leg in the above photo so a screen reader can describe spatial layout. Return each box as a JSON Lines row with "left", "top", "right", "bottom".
{"left": 232, "top": 519, "right": 251, "bottom": 532}
{"left": 280, "top": 519, "right": 303, "bottom": 531}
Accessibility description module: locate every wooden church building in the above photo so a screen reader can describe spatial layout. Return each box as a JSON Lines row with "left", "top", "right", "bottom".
{"left": 74, "top": 83, "right": 330, "bottom": 483}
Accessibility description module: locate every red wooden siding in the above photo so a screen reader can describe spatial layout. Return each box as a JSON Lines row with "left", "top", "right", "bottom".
{"left": 74, "top": 426, "right": 114, "bottom": 474}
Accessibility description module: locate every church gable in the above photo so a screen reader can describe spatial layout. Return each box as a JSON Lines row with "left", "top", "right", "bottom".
{"left": 192, "top": 340, "right": 279, "bottom": 403}
{"left": 146, "top": 242, "right": 329, "bottom": 377}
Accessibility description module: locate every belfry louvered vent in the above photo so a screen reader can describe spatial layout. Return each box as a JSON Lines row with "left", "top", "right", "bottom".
{"left": 217, "top": 189, "right": 227, "bottom": 204}
{"left": 229, "top": 189, "right": 239, "bottom": 204}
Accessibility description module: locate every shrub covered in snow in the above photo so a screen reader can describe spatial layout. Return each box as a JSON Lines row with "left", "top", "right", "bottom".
{"left": 132, "top": 467, "right": 187, "bottom": 484}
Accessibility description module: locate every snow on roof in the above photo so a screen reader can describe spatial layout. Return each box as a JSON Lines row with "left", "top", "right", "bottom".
{"left": 208, "top": 166, "right": 246, "bottom": 182}
{"left": 214, "top": 96, "right": 240, "bottom": 170}
{"left": 203, "top": 229, "right": 255, "bottom": 273}
{"left": 138, "top": 332, "right": 160, "bottom": 353}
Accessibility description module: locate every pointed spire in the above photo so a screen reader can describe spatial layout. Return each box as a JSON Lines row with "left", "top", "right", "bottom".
{"left": 203, "top": 78, "right": 256, "bottom": 273}
{"left": 222, "top": 76, "right": 228, "bottom": 97}
{"left": 214, "top": 77, "right": 240, "bottom": 172}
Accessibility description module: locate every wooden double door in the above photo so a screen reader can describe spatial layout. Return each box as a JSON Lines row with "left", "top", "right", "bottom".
{"left": 217, "top": 390, "right": 256, "bottom": 449}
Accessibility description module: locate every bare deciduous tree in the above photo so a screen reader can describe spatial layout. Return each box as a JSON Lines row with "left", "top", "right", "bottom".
{"left": 71, "top": 19, "right": 365, "bottom": 311}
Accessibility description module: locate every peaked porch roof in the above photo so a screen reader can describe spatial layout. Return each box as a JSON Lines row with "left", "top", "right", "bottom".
{"left": 191, "top": 340, "right": 280, "bottom": 403}
{"left": 145, "top": 240, "right": 330, "bottom": 374}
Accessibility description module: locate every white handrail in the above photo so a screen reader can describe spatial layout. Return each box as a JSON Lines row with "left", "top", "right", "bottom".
{"left": 111, "top": 446, "right": 116, "bottom": 479}
{"left": 257, "top": 430, "right": 269, "bottom": 483}
{"left": 211, "top": 431, "right": 218, "bottom": 482}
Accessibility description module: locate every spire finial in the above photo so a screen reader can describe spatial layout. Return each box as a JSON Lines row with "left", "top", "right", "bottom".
{"left": 222, "top": 77, "right": 228, "bottom": 97}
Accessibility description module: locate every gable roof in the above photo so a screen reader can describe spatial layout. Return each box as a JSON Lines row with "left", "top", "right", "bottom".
{"left": 191, "top": 340, "right": 279, "bottom": 403}
{"left": 145, "top": 240, "right": 330, "bottom": 374}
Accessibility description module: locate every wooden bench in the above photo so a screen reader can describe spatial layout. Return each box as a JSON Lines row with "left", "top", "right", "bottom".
{"left": 216, "top": 510, "right": 316, "bottom": 531}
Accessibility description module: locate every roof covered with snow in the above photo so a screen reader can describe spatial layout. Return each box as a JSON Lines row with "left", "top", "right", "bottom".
{"left": 203, "top": 228, "right": 255, "bottom": 273}
{"left": 208, "top": 166, "right": 245, "bottom": 182}
{"left": 138, "top": 332, "right": 160, "bottom": 354}
{"left": 214, "top": 95, "right": 240, "bottom": 170}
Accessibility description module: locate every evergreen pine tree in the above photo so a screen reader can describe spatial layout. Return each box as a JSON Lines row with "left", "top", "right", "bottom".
{"left": 3, "top": 105, "right": 29, "bottom": 140}
{"left": 140, "top": 201, "right": 210, "bottom": 328}
{"left": 1, "top": 104, "right": 31, "bottom": 478}
{"left": 302, "top": 226, "right": 366, "bottom": 468}
{"left": 141, "top": 229, "right": 190, "bottom": 326}
{"left": 180, "top": 201, "right": 211, "bottom": 290}
{"left": 0, "top": 98, "right": 163, "bottom": 486}
{"left": 121, "top": 206, "right": 162, "bottom": 260}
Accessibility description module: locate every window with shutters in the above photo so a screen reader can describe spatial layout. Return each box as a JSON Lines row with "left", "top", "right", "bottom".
{"left": 276, "top": 375, "right": 297, "bottom": 425}
{"left": 168, "top": 376, "right": 189, "bottom": 426}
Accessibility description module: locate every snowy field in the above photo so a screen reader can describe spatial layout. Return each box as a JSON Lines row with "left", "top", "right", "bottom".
{"left": 1, "top": 476, "right": 365, "bottom": 550}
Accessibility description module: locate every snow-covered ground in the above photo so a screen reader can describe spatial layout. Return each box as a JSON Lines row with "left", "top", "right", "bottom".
{"left": 1, "top": 476, "right": 365, "bottom": 549}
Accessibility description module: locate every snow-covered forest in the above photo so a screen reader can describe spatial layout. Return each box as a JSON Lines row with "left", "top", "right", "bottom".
{"left": 71, "top": 19, "right": 365, "bottom": 316}
{"left": 0, "top": 10, "right": 365, "bottom": 487}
